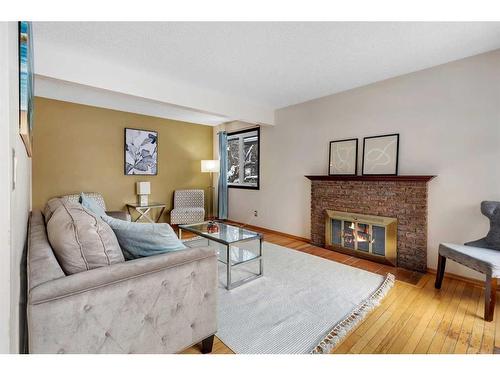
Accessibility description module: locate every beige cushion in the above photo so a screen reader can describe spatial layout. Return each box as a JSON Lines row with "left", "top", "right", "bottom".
{"left": 43, "top": 197, "right": 66, "bottom": 224}
{"left": 47, "top": 200, "right": 124, "bottom": 275}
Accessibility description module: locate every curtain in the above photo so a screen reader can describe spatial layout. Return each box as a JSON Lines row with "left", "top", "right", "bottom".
{"left": 218, "top": 131, "right": 228, "bottom": 220}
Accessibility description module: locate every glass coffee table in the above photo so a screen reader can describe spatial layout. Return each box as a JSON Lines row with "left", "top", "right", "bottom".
{"left": 178, "top": 222, "right": 263, "bottom": 290}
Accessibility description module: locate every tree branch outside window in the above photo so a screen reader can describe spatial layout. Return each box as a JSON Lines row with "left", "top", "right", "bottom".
{"left": 227, "top": 128, "right": 260, "bottom": 190}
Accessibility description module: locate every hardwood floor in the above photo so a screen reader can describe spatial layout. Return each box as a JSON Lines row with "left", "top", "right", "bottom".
{"left": 180, "top": 225, "right": 499, "bottom": 354}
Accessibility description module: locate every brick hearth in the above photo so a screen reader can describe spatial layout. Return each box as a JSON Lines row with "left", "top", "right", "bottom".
{"left": 307, "top": 176, "right": 435, "bottom": 272}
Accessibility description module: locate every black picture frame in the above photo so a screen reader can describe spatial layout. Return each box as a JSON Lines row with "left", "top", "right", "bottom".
{"left": 328, "top": 138, "right": 358, "bottom": 176}
{"left": 227, "top": 127, "right": 260, "bottom": 190}
{"left": 124, "top": 127, "right": 158, "bottom": 176}
{"left": 362, "top": 133, "right": 399, "bottom": 176}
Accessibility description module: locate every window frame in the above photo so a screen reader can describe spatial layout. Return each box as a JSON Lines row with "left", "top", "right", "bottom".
{"left": 227, "top": 127, "right": 260, "bottom": 190}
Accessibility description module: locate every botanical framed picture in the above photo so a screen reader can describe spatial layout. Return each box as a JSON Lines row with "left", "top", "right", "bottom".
{"left": 124, "top": 128, "right": 158, "bottom": 175}
{"left": 362, "top": 133, "right": 399, "bottom": 176}
{"left": 19, "top": 21, "right": 34, "bottom": 157}
{"left": 328, "top": 138, "right": 358, "bottom": 176}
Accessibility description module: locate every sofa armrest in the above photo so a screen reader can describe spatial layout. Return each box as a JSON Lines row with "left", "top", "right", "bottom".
{"left": 106, "top": 210, "right": 131, "bottom": 221}
{"left": 29, "top": 246, "right": 216, "bottom": 304}
{"left": 28, "top": 246, "right": 218, "bottom": 353}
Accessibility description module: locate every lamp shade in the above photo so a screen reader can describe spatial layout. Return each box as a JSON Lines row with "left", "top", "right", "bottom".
{"left": 201, "top": 160, "right": 220, "bottom": 173}
{"left": 136, "top": 181, "right": 151, "bottom": 195}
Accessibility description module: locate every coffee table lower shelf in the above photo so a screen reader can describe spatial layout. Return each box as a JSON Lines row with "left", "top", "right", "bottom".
{"left": 218, "top": 241, "right": 263, "bottom": 290}
{"left": 178, "top": 224, "right": 263, "bottom": 290}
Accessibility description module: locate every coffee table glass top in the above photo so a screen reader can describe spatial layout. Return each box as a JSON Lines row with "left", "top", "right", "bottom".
{"left": 178, "top": 221, "right": 261, "bottom": 245}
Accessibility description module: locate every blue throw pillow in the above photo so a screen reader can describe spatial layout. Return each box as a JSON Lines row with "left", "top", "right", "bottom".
{"left": 79, "top": 193, "right": 106, "bottom": 217}
{"left": 101, "top": 215, "right": 187, "bottom": 260}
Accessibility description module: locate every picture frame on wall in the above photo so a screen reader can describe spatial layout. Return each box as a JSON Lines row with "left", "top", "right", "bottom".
{"left": 124, "top": 128, "right": 158, "bottom": 175}
{"left": 328, "top": 138, "right": 358, "bottom": 176}
{"left": 362, "top": 133, "right": 399, "bottom": 176}
{"left": 19, "top": 21, "right": 34, "bottom": 157}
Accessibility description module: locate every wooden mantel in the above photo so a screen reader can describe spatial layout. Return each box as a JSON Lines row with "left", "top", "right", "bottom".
{"left": 305, "top": 175, "right": 436, "bottom": 182}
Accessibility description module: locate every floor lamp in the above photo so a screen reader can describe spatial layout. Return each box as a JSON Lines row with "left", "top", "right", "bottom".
{"left": 201, "top": 160, "right": 220, "bottom": 220}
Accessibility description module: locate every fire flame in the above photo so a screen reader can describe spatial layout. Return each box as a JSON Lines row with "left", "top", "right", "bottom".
{"left": 345, "top": 223, "right": 374, "bottom": 244}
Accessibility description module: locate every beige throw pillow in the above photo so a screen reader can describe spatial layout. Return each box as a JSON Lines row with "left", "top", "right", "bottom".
{"left": 43, "top": 197, "right": 66, "bottom": 223}
{"left": 47, "top": 201, "right": 124, "bottom": 275}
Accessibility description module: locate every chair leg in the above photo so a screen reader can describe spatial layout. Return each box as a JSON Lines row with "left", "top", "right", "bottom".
{"left": 435, "top": 255, "right": 447, "bottom": 289}
{"left": 484, "top": 276, "right": 497, "bottom": 322}
{"left": 201, "top": 335, "right": 214, "bottom": 354}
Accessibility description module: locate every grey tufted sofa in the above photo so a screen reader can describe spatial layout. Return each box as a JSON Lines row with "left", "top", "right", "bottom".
{"left": 27, "top": 210, "right": 218, "bottom": 353}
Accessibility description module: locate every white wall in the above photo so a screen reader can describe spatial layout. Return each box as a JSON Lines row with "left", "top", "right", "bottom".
{"left": 0, "top": 22, "right": 32, "bottom": 353}
{"left": 223, "top": 49, "right": 500, "bottom": 280}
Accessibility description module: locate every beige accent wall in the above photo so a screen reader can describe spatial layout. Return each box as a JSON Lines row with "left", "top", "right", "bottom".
{"left": 33, "top": 97, "right": 213, "bottom": 221}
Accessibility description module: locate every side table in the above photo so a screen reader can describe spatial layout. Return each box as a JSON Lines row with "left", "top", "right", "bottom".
{"left": 126, "top": 202, "right": 167, "bottom": 223}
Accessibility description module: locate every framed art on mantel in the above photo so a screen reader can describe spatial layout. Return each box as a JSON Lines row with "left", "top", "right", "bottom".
{"left": 362, "top": 133, "right": 399, "bottom": 176}
{"left": 124, "top": 128, "right": 158, "bottom": 175}
{"left": 328, "top": 138, "right": 358, "bottom": 176}
{"left": 19, "top": 21, "right": 34, "bottom": 157}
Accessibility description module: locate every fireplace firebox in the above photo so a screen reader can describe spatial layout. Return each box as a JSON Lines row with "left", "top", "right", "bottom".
{"left": 325, "top": 210, "right": 397, "bottom": 266}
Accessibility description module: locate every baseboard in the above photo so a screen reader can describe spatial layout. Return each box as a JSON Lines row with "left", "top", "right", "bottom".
{"left": 223, "top": 220, "right": 310, "bottom": 244}
{"left": 427, "top": 267, "right": 493, "bottom": 290}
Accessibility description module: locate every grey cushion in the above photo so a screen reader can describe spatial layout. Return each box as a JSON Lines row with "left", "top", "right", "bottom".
{"left": 43, "top": 197, "right": 66, "bottom": 224}
{"left": 101, "top": 215, "right": 186, "bottom": 260}
{"left": 439, "top": 243, "right": 500, "bottom": 277}
{"left": 47, "top": 201, "right": 124, "bottom": 275}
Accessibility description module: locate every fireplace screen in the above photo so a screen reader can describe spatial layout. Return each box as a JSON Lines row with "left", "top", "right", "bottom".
{"left": 326, "top": 210, "right": 397, "bottom": 266}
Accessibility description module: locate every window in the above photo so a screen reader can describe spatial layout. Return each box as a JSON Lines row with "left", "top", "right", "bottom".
{"left": 227, "top": 128, "right": 260, "bottom": 189}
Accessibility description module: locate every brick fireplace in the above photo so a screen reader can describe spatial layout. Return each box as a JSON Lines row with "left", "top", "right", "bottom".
{"left": 305, "top": 175, "right": 435, "bottom": 272}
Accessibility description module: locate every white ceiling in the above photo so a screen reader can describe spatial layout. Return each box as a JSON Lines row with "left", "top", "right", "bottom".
{"left": 33, "top": 22, "right": 500, "bottom": 124}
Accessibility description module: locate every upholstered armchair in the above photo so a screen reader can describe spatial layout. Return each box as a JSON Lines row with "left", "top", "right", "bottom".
{"left": 436, "top": 201, "right": 500, "bottom": 321}
{"left": 63, "top": 192, "right": 131, "bottom": 221}
{"left": 170, "top": 190, "right": 205, "bottom": 225}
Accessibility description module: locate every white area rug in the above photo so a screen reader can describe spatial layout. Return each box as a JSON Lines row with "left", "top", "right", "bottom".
{"left": 186, "top": 239, "right": 394, "bottom": 354}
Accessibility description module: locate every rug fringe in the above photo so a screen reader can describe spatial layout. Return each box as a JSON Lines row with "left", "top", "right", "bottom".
{"left": 311, "top": 273, "right": 396, "bottom": 354}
